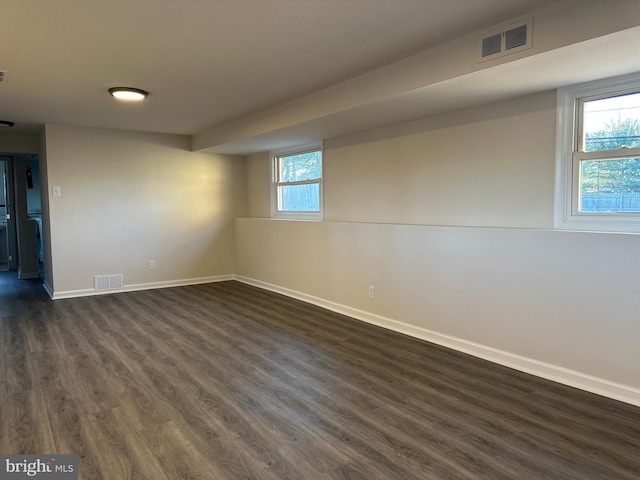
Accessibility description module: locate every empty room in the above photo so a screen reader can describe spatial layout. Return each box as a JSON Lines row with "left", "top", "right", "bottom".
{"left": 1, "top": 1, "right": 640, "bottom": 479}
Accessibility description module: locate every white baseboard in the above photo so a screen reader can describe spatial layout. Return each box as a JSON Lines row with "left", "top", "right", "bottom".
{"left": 51, "top": 275, "right": 234, "bottom": 300}
{"left": 235, "top": 275, "right": 640, "bottom": 408}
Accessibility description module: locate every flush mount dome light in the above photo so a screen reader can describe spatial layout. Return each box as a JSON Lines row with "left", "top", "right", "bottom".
{"left": 0, "top": 120, "right": 15, "bottom": 127}
{"left": 108, "top": 87, "right": 148, "bottom": 101}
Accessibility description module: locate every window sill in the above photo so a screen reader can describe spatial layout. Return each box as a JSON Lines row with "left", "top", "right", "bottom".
{"left": 554, "top": 214, "right": 640, "bottom": 234}
{"left": 271, "top": 213, "right": 323, "bottom": 222}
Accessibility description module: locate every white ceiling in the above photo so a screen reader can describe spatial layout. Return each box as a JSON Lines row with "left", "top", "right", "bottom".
{"left": 2, "top": 1, "right": 557, "bottom": 136}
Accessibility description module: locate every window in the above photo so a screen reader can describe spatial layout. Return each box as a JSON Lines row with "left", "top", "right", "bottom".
{"left": 271, "top": 147, "right": 322, "bottom": 219}
{"left": 555, "top": 72, "right": 640, "bottom": 232}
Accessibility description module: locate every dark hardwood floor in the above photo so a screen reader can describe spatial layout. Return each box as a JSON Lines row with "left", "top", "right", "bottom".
{"left": 1, "top": 271, "right": 639, "bottom": 479}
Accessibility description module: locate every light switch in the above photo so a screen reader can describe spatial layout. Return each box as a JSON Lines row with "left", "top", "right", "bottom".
{"left": 52, "top": 186, "right": 61, "bottom": 197}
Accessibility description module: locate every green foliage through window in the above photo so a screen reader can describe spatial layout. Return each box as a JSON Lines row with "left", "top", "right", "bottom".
{"left": 580, "top": 94, "right": 640, "bottom": 213}
{"left": 278, "top": 151, "right": 322, "bottom": 182}
{"left": 274, "top": 149, "right": 322, "bottom": 214}
{"left": 580, "top": 158, "right": 640, "bottom": 212}
{"left": 585, "top": 118, "right": 640, "bottom": 152}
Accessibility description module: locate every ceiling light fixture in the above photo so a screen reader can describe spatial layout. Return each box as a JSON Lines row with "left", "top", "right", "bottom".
{"left": 0, "top": 120, "right": 14, "bottom": 127}
{"left": 108, "top": 87, "right": 148, "bottom": 101}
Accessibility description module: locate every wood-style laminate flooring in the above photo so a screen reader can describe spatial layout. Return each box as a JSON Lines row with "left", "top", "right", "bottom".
{"left": 1, "top": 271, "right": 639, "bottom": 479}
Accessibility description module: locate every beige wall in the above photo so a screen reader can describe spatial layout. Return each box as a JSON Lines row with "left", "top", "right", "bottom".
{"left": 246, "top": 92, "right": 557, "bottom": 227}
{"left": 239, "top": 91, "right": 640, "bottom": 403}
{"left": 45, "top": 124, "right": 246, "bottom": 295}
{"left": 245, "top": 151, "right": 270, "bottom": 218}
{"left": 324, "top": 91, "right": 556, "bottom": 227}
{"left": 0, "top": 132, "right": 40, "bottom": 154}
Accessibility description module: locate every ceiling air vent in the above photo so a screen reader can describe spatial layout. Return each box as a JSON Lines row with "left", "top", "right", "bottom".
{"left": 479, "top": 18, "right": 533, "bottom": 62}
{"left": 0, "top": 71, "right": 7, "bottom": 83}
{"left": 505, "top": 24, "right": 528, "bottom": 50}
{"left": 482, "top": 33, "right": 503, "bottom": 58}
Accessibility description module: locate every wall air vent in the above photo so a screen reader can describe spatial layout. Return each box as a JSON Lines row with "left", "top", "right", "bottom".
{"left": 95, "top": 274, "right": 124, "bottom": 290}
{"left": 479, "top": 18, "right": 533, "bottom": 62}
{"left": 0, "top": 71, "right": 7, "bottom": 83}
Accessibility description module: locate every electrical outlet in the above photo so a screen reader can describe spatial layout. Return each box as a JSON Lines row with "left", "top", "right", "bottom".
{"left": 148, "top": 260, "right": 156, "bottom": 270}
{"left": 368, "top": 285, "right": 375, "bottom": 299}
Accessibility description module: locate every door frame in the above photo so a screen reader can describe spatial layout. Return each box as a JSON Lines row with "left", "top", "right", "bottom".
{"left": 1, "top": 156, "right": 18, "bottom": 271}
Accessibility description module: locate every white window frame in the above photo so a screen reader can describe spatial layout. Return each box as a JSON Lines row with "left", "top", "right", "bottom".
{"left": 270, "top": 145, "right": 323, "bottom": 220}
{"left": 554, "top": 72, "right": 640, "bottom": 233}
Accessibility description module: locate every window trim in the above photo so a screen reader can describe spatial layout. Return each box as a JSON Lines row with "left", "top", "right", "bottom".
{"left": 554, "top": 72, "right": 640, "bottom": 232}
{"left": 270, "top": 145, "right": 323, "bottom": 220}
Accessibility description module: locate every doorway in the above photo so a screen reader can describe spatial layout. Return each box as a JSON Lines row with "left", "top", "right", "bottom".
{"left": 0, "top": 157, "right": 16, "bottom": 272}
{"left": 0, "top": 155, "right": 41, "bottom": 278}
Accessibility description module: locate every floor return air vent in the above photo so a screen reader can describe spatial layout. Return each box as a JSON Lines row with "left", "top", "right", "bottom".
{"left": 94, "top": 274, "right": 124, "bottom": 290}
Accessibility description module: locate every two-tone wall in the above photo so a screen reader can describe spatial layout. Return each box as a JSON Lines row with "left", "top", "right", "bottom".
{"left": 237, "top": 91, "right": 640, "bottom": 406}
{"left": 16, "top": 90, "right": 640, "bottom": 406}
